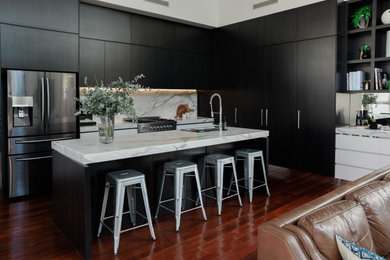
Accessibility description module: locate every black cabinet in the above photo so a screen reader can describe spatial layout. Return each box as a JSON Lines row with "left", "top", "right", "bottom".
{"left": 174, "top": 24, "right": 212, "bottom": 53}
{"left": 104, "top": 42, "right": 131, "bottom": 83}
{"left": 0, "top": 0, "right": 78, "bottom": 33}
{"left": 213, "top": 23, "right": 239, "bottom": 53}
{"left": 264, "top": 9, "right": 297, "bottom": 46}
{"left": 296, "top": 37, "right": 336, "bottom": 176}
{"left": 132, "top": 15, "right": 175, "bottom": 49}
{"left": 80, "top": 3, "right": 131, "bottom": 43}
{"left": 0, "top": 25, "right": 78, "bottom": 72}
{"left": 173, "top": 51, "right": 210, "bottom": 89}
{"left": 79, "top": 38, "right": 105, "bottom": 85}
{"left": 238, "top": 17, "right": 266, "bottom": 49}
{"left": 297, "top": 0, "right": 337, "bottom": 40}
{"left": 131, "top": 45, "right": 174, "bottom": 88}
{"left": 266, "top": 43, "right": 298, "bottom": 168}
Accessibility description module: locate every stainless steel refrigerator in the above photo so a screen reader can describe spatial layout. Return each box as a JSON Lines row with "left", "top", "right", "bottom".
{"left": 6, "top": 70, "right": 78, "bottom": 198}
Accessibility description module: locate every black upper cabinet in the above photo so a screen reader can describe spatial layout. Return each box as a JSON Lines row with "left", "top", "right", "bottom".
{"left": 297, "top": 36, "right": 336, "bottom": 176}
{"left": 132, "top": 15, "right": 175, "bottom": 49}
{"left": 213, "top": 23, "right": 239, "bottom": 53}
{"left": 174, "top": 52, "right": 210, "bottom": 89}
{"left": 80, "top": 3, "right": 131, "bottom": 43}
{"left": 174, "top": 24, "right": 212, "bottom": 53}
{"left": 131, "top": 45, "right": 173, "bottom": 88}
{"left": 264, "top": 9, "right": 297, "bottom": 45}
{"left": 1, "top": 25, "right": 78, "bottom": 72}
{"left": 104, "top": 42, "right": 131, "bottom": 83}
{"left": 79, "top": 38, "right": 105, "bottom": 85}
{"left": 297, "top": 0, "right": 337, "bottom": 40}
{"left": 238, "top": 17, "right": 266, "bottom": 49}
{"left": 0, "top": 0, "right": 78, "bottom": 33}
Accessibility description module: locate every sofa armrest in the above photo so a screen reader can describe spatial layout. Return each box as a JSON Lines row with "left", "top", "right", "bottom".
{"left": 258, "top": 223, "right": 310, "bottom": 260}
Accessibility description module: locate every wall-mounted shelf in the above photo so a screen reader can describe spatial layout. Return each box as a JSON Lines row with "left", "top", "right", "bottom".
{"left": 347, "top": 59, "right": 371, "bottom": 64}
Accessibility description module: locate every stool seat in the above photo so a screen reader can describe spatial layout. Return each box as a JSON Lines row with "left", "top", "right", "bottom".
{"left": 107, "top": 170, "right": 144, "bottom": 183}
{"left": 205, "top": 154, "right": 233, "bottom": 163}
{"left": 236, "top": 149, "right": 263, "bottom": 157}
{"left": 164, "top": 160, "right": 197, "bottom": 172}
{"left": 98, "top": 169, "right": 156, "bottom": 255}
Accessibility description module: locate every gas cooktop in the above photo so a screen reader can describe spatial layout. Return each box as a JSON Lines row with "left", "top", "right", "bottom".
{"left": 135, "top": 116, "right": 177, "bottom": 133}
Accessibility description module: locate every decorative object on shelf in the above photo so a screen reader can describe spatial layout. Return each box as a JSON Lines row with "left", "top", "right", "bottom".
{"left": 382, "top": 73, "right": 388, "bottom": 88}
{"left": 381, "top": 9, "right": 390, "bottom": 24}
{"left": 386, "top": 31, "right": 390, "bottom": 57}
{"left": 76, "top": 75, "right": 148, "bottom": 144}
{"left": 386, "top": 80, "right": 390, "bottom": 90}
{"left": 364, "top": 80, "right": 370, "bottom": 90}
{"left": 352, "top": 6, "right": 371, "bottom": 29}
{"left": 359, "top": 44, "right": 371, "bottom": 60}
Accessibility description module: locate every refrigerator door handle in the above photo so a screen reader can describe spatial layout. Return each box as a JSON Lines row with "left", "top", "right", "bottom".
{"left": 15, "top": 137, "right": 73, "bottom": 144}
{"left": 15, "top": 155, "right": 53, "bottom": 162}
{"left": 41, "top": 78, "right": 45, "bottom": 125}
{"left": 46, "top": 78, "right": 50, "bottom": 126}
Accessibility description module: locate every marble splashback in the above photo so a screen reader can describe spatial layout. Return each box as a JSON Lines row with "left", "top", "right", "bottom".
{"left": 131, "top": 89, "right": 197, "bottom": 119}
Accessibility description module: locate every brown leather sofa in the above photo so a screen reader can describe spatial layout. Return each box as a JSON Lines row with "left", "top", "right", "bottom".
{"left": 258, "top": 165, "right": 390, "bottom": 260}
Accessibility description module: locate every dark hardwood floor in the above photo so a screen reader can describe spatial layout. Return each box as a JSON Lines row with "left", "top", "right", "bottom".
{"left": 0, "top": 165, "right": 348, "bottom": 259}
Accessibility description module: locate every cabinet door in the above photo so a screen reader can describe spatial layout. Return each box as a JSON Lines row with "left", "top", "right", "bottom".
{"left": 79, "top": 38, "right": 104, "bottom": 85}
{"left": 132, "top": 15, "right": 175, "bottom": 49}
{"left": 131, "top": 45, "right": 174, "bottom": 88}
{"left": 1, "top": 24, "right": 78, "bottom": 72}
{"left": 104, "top": 42, "right": 131, "bottom": 82}
{"left": 0, "top": 0, "right": 78, "bottom": 33}
{"left": 174, "top": 52, "right": 210, "bottom": 89}
{"left": 297, "top": 37, "right": 336, "bottom": 176}
{"left": 266, "top": 43, "right": 297, "bottom": 168}
{"left": 174, "top": 24, "right": 212, "bottom": 53}
{"left": 264, "top": 9, "right": 297, "bottom": 45}
{"left": 297, "top": 0, "right": 337, "bottom": 40}
{"left": 80, "top": 3, "right": 131, "bottom": 43}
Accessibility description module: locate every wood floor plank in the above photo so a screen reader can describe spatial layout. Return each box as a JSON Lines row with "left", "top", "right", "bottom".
{"left": 0, "top": 165, "right": 348, "bottom": 259}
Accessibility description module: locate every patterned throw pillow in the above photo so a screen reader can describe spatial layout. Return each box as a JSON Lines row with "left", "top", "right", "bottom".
{"left": 336, "top": 234, "right": 385, "bottom": 260}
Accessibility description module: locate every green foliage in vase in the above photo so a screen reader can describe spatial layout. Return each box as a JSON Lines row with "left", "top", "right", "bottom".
{"left": 352, "top": 6, "right": 371, "bottom": 29}
{"left": 76, "top": 74, "right": 148, "bottom": 121}
{"left": 386, "top": 80, "right": 390, "bottom": 90}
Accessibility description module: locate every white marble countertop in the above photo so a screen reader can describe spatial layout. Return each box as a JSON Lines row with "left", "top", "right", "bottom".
{"left": 80, "top": 117, "right": 214, "bottom": 133}
{"left": 336, "top": 126, "right": 390, "bottom": 139}
{"left": 53, "top": 127, "right": 269, "bottom": 166}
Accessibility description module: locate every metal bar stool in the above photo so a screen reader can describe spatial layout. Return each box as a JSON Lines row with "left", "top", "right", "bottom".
{"left": 199, "top": 154, "right": 242, "bottom": 216}
{"left": 228, "top": 148, "right": 270, "bottom": 203}
{"left": 97, "top": 170, "right": 156, "bottom": 255}
{"left": 155, "top": 160, "right": 207, "bottom": 231}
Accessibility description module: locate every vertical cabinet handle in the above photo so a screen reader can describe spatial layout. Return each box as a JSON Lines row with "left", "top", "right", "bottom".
{"left": 234, "top": 108, "right": 238, "bottom": 124}
{"left": 46, "top": 78, "right": 50, "bottom": 123}
{"left": 265, "top": 109, "right": 268, "bottom": 127}
{"left": 297, "top": 110, "right": 300, "bottom": 129}
{"left": 261, "top": 109, "right": 263, "bottom": 126}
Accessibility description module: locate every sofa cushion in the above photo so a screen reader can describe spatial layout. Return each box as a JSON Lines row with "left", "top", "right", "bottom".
{"left": 336, "top": 234, "right": 385, "bottom": 260}
{"left": 297, "top": 200, "right": 375, "bottom": 260}
{"left": 346, "top": 181, "right": 390, "bottom": 256}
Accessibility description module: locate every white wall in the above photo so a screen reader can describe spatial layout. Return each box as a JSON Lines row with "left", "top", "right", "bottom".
{"left": 82, "top": 0, "right": 327, "bottom": 28}
{"left": 81, "top": 0, "right": 218, "bottom": 28}
{"left": 217, "top": 0, "right": 326, "bottom": 26}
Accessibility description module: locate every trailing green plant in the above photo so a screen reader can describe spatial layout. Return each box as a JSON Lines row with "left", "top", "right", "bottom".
{"left": 362, "top": 93, "right": 378, "bottom": 110}
{"left": 352, "top": 6, "right": 371, "bottom": 28}
{"left": 76, "top": 74, "right": 148, "bottom": 121}
{"left": 361, "top": 44, "right": 370, "bottom": 51}
{"left": 386, "top": 80, "right": 390, "bottom": 90}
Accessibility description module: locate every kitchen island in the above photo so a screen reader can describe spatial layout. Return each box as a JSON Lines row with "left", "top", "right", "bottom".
{"left": 52, "top": 127, "right": 269, "bottom": 259}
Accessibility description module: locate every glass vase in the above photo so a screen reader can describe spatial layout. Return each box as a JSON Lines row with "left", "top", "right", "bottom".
{"left": 98, "top": 116, "right": 115, "bottom": 144}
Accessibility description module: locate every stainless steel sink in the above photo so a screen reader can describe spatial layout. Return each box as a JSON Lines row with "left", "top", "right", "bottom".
{"left": 181, "top": 127, "right": 220, "bottom": 133}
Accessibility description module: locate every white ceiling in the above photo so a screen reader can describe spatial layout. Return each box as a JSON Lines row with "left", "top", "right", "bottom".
{"left": 82, "top": 0, "right": 326, "bottom": 28}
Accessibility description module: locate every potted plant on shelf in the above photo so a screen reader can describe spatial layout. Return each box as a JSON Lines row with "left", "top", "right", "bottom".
{"left": 359, "top": 44, "right": 371, "bottom": 60}
{"left": 76, "top": 75, "right": 147, "bottom": 144}
{"left": 352, "top": 6, "right": 371, "bottom": 29}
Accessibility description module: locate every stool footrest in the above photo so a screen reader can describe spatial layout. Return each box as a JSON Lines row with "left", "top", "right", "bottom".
{"left": 159, "top": 204, "right": 175, "bottom": 213}
{"left": 121, "top": 223, "right": 149, "bottom": 233}
{"left": 222, "top": 193, "right": 240, "bottom": 201}
{"left": 181, "top": 206, "right": 203, "bottom": 214}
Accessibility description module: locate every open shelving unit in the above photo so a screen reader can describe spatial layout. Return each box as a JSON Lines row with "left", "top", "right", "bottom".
{"left": 341, "top": 0, "right": 390, "bottom": 92}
